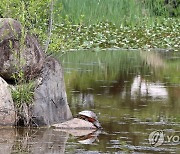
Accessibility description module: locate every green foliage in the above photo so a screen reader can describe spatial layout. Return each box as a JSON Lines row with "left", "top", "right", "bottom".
{"left": 57, "top": 0, "right": 180, "bottom": 25}
{"left": 0, "top": 0, "right": 51, "bottom": 44}
{"left": 0, "top": 0, "right": 179, "bottom": 53}
{"left": 11, "top": 67, "right": 35, "bottom": 108}
{"left": 11, "top": 81, "right": 35, "bottom": 108}
{"left": 0, "top": 1, "right": 37, "bottom": 107}
{"left": 143, "top": 0, "right": 180, "bottom": 17}
{"left": 56, "top": 0, "right": 145, "bottom": 26}
{"left": 53, "top": 0, "right": 180, "bottom": 52}
{"left": 52, "top": 18, "right": 180, "bottom": 52}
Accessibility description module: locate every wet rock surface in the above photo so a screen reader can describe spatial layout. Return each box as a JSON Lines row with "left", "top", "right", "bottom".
{"left": 0, "top": 18, "right": 45, "bottom": 80}
{"left": 0, "top": 77, "right": 16, "bottom": 125}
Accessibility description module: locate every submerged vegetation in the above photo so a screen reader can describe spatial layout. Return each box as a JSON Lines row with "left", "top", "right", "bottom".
{"left": 0, "top": 0, "right": 179, "bottom": 52}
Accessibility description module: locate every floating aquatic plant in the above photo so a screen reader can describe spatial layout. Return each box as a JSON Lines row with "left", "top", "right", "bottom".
{"left": 52, "top": 18, "right": 179, "bottom": 52}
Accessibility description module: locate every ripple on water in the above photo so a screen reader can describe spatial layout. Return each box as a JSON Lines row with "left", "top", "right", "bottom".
{"left": 123, "top": 145, "right": 175, "bottom": 153}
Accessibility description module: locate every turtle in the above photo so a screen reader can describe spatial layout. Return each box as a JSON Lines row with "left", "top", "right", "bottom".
{"left": 77, "top": 110, "right": 102, "bottom": 129}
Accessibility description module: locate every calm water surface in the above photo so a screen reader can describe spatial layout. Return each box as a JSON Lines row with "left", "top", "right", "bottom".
{"left": 0, "top": 50, "right": 179, "bottom": 153}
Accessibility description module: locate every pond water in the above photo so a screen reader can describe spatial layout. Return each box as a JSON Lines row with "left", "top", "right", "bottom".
{"left": 0, "top": 50, "right": 179, "bottom": 153}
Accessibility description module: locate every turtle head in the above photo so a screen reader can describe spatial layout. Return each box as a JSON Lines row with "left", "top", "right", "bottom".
{"left": 92, "top": 119, "right": 102, "bottom": 129}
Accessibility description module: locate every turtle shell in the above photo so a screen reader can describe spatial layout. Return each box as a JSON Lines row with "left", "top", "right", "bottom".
{"left": 78, "top": 110, "right": 98, "bottom": 120}
{"left": 78, "top": 110, "right": 102, "bottom": 129}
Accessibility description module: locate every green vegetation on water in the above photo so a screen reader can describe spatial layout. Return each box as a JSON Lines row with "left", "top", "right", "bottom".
{"left": 0, "top": 0, "right": 179, "bottom": 53}
{"left": 52, "top": 18, "right": 179, "bottom": 52}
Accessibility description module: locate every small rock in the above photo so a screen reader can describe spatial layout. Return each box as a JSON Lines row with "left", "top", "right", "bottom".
{"left": 52, "top": 118, "right": 96, "bottom": 129}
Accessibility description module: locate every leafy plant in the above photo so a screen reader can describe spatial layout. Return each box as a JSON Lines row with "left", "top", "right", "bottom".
{"left": 143, "top": 0, "right": 180, "bottom": 17}
{"left": 0, "top": 0, "right": 179, "bottom": 53}
{"left": 0, "top": 0, "right": 51, "bottom": 47}
{"left": 0, "top": 2, "right": 36, "bottom": 119}
{"left": 11, "top": 81, "right": 35, "bottom": 108}
{"left": 51, "top": 18, "right": 180, "bottom": 52}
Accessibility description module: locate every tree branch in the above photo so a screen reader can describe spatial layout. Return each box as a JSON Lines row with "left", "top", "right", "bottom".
{"left": 44, "top": 0, "right": 54, "bottom": 53}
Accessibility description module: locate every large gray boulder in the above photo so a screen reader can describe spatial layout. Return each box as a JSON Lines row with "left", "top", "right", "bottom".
{"left": 0, "top": 77, "right": 16, "bottom": 125}
{"left": 0, "top": 18, "right": 44, "bottom": 80}
{"left": 0, "top": 18, "right": 72, "bottom": 127}
{"left": 31, "top": 57, "right": 72, "bottom": 126}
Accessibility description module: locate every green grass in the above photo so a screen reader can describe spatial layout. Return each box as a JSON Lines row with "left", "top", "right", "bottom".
{"left": 50, "top": 0, "right": 180, "bottom": 52}
{"left": 11, "top": 81, "right": 35, "bottom": 108}
{"left": 56, "top": 0, "right": 148, "bottom": 26}
{"left": 51, "top": 18, "right": 180, "bottom": 52}
{"left": 56, "top": 0, "right": 180, "bottom": 26}
{"left": 1, "top": 0, "right": 179, "bottom": 52}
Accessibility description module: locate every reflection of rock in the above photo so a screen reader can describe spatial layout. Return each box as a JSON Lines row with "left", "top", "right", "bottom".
{"left": 30, "top": 129, "right": 69, "bottom": 154}
{"left": 77, "top": 130, "right": 101, "bottom": 144}
{"left": 0, "top": 128, "right": 16, "bottom": 154}
{"left": 54, "top": 127, "right": 101, "bottom": 145}
{"left": 0, "top": 18, "right": 45, "bottom": 80}
{"left": 80, "top": 93, "right": 94, "bottom": 107}
{"left": 0, "top": 77, "right": 16, "bottom": 125}
{"left": 70, "top": 93, "right": 95, "bottom": 108}
{"left": 12, "top": 128, "right": 69, "bottom": 154}
{"left": 130, "top": 75, "right": 168, "bottom": 99}
{"left": 32, "top": 57, "right": 72, "bottom": 126}
{"left": 0, "top": 127, "right": 100, "bottom": 153}
{"left": 52, "top": 118, "right": 96, "bottom": 129}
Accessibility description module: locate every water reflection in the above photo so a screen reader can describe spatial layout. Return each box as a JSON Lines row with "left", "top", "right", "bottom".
{"left": 1, "top": 50, "right": 179, "bottom": 153}
{"left": 130, "top": 75, "right": 168, "bottom": 100}
{"left": 70, "top": 93, "right": 95, "bottom": 108}
{"left": 0, "top": 127, "right": 101, "bottom": 154}
{"left": 12, "top": 128, "right": 69, "bottom": 154}
{"left": 77, "top": 130, "right": 100, "bottom": 145}
{"left": 0, "top": 128, "right": 15, "bottom": 154}
{"left": 54, "top": 129, "right": 101, "bottom": 145}
{"left": 59, "top": 50, "right": 180, "bottom": 153}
